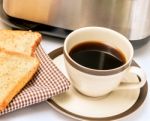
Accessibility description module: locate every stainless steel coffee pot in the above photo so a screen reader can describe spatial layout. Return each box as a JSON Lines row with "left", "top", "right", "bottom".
{"left": 3, "top": 0, "right": 150, "bottom": 40}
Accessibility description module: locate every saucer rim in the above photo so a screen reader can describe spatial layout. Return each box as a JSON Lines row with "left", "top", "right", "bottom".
{"left": 47, "top": 47, "right": 148, "bottom": 121}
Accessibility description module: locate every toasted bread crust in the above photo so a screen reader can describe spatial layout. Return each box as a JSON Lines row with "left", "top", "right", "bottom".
{"left": 31, "top": 32, "right": 42, "bottom": 56}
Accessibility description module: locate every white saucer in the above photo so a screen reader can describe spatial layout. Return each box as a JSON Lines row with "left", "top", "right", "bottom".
{"left": 47, "top": 47, "right": 148, "bottom": 121}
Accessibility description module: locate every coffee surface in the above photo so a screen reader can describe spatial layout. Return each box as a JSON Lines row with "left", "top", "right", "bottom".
{"left": 69, "top": 42, "right": 126, "bottom": 70}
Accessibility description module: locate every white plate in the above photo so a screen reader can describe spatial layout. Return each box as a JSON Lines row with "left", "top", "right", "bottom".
{"left": 47, "top": 47, "right": 148, "bottom": 121}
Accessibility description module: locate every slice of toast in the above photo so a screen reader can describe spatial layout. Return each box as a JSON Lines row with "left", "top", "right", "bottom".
{"left": 0, "top": 30, "right": 42, "bottom": 56}
{"left": 0, "top": 49, "right": 39, "bottom": 111}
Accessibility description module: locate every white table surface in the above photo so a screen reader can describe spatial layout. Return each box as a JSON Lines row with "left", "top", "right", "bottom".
{"left": 0, "top": 21, "right": 150, "bottom": 121}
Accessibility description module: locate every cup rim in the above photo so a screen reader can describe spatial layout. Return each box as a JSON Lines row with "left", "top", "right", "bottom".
{"left": 64, "top": 27, "right": 134, "bottom": 76}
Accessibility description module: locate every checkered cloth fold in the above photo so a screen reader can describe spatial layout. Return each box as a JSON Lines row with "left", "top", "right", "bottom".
{"left": 0, "top": 45, "right": 70, "bottom": 115}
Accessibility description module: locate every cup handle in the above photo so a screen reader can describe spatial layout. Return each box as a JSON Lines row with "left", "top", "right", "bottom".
{"left": 115, "top": 66, "right": 146, "bottom": 90}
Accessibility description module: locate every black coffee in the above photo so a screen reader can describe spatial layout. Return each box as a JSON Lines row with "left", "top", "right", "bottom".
{"left": 69, "top": 41, "right": 126, "bottom": 70}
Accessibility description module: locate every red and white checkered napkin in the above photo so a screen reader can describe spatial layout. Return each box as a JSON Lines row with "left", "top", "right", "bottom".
{"left": 0, "top": 45, "right": 70, "bottom": 115}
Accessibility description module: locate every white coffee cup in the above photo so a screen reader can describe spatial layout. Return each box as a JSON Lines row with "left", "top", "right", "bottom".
{"left": 63, "top": 27, "right": 146, "bottom": 97}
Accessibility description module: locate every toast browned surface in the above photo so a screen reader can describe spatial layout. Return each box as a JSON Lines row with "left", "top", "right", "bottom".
{"left": 0, "top": 30, "right": 42, "bottom": 56}
{"left": 0, "top": 49, "right": 39, "bottom": 111}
